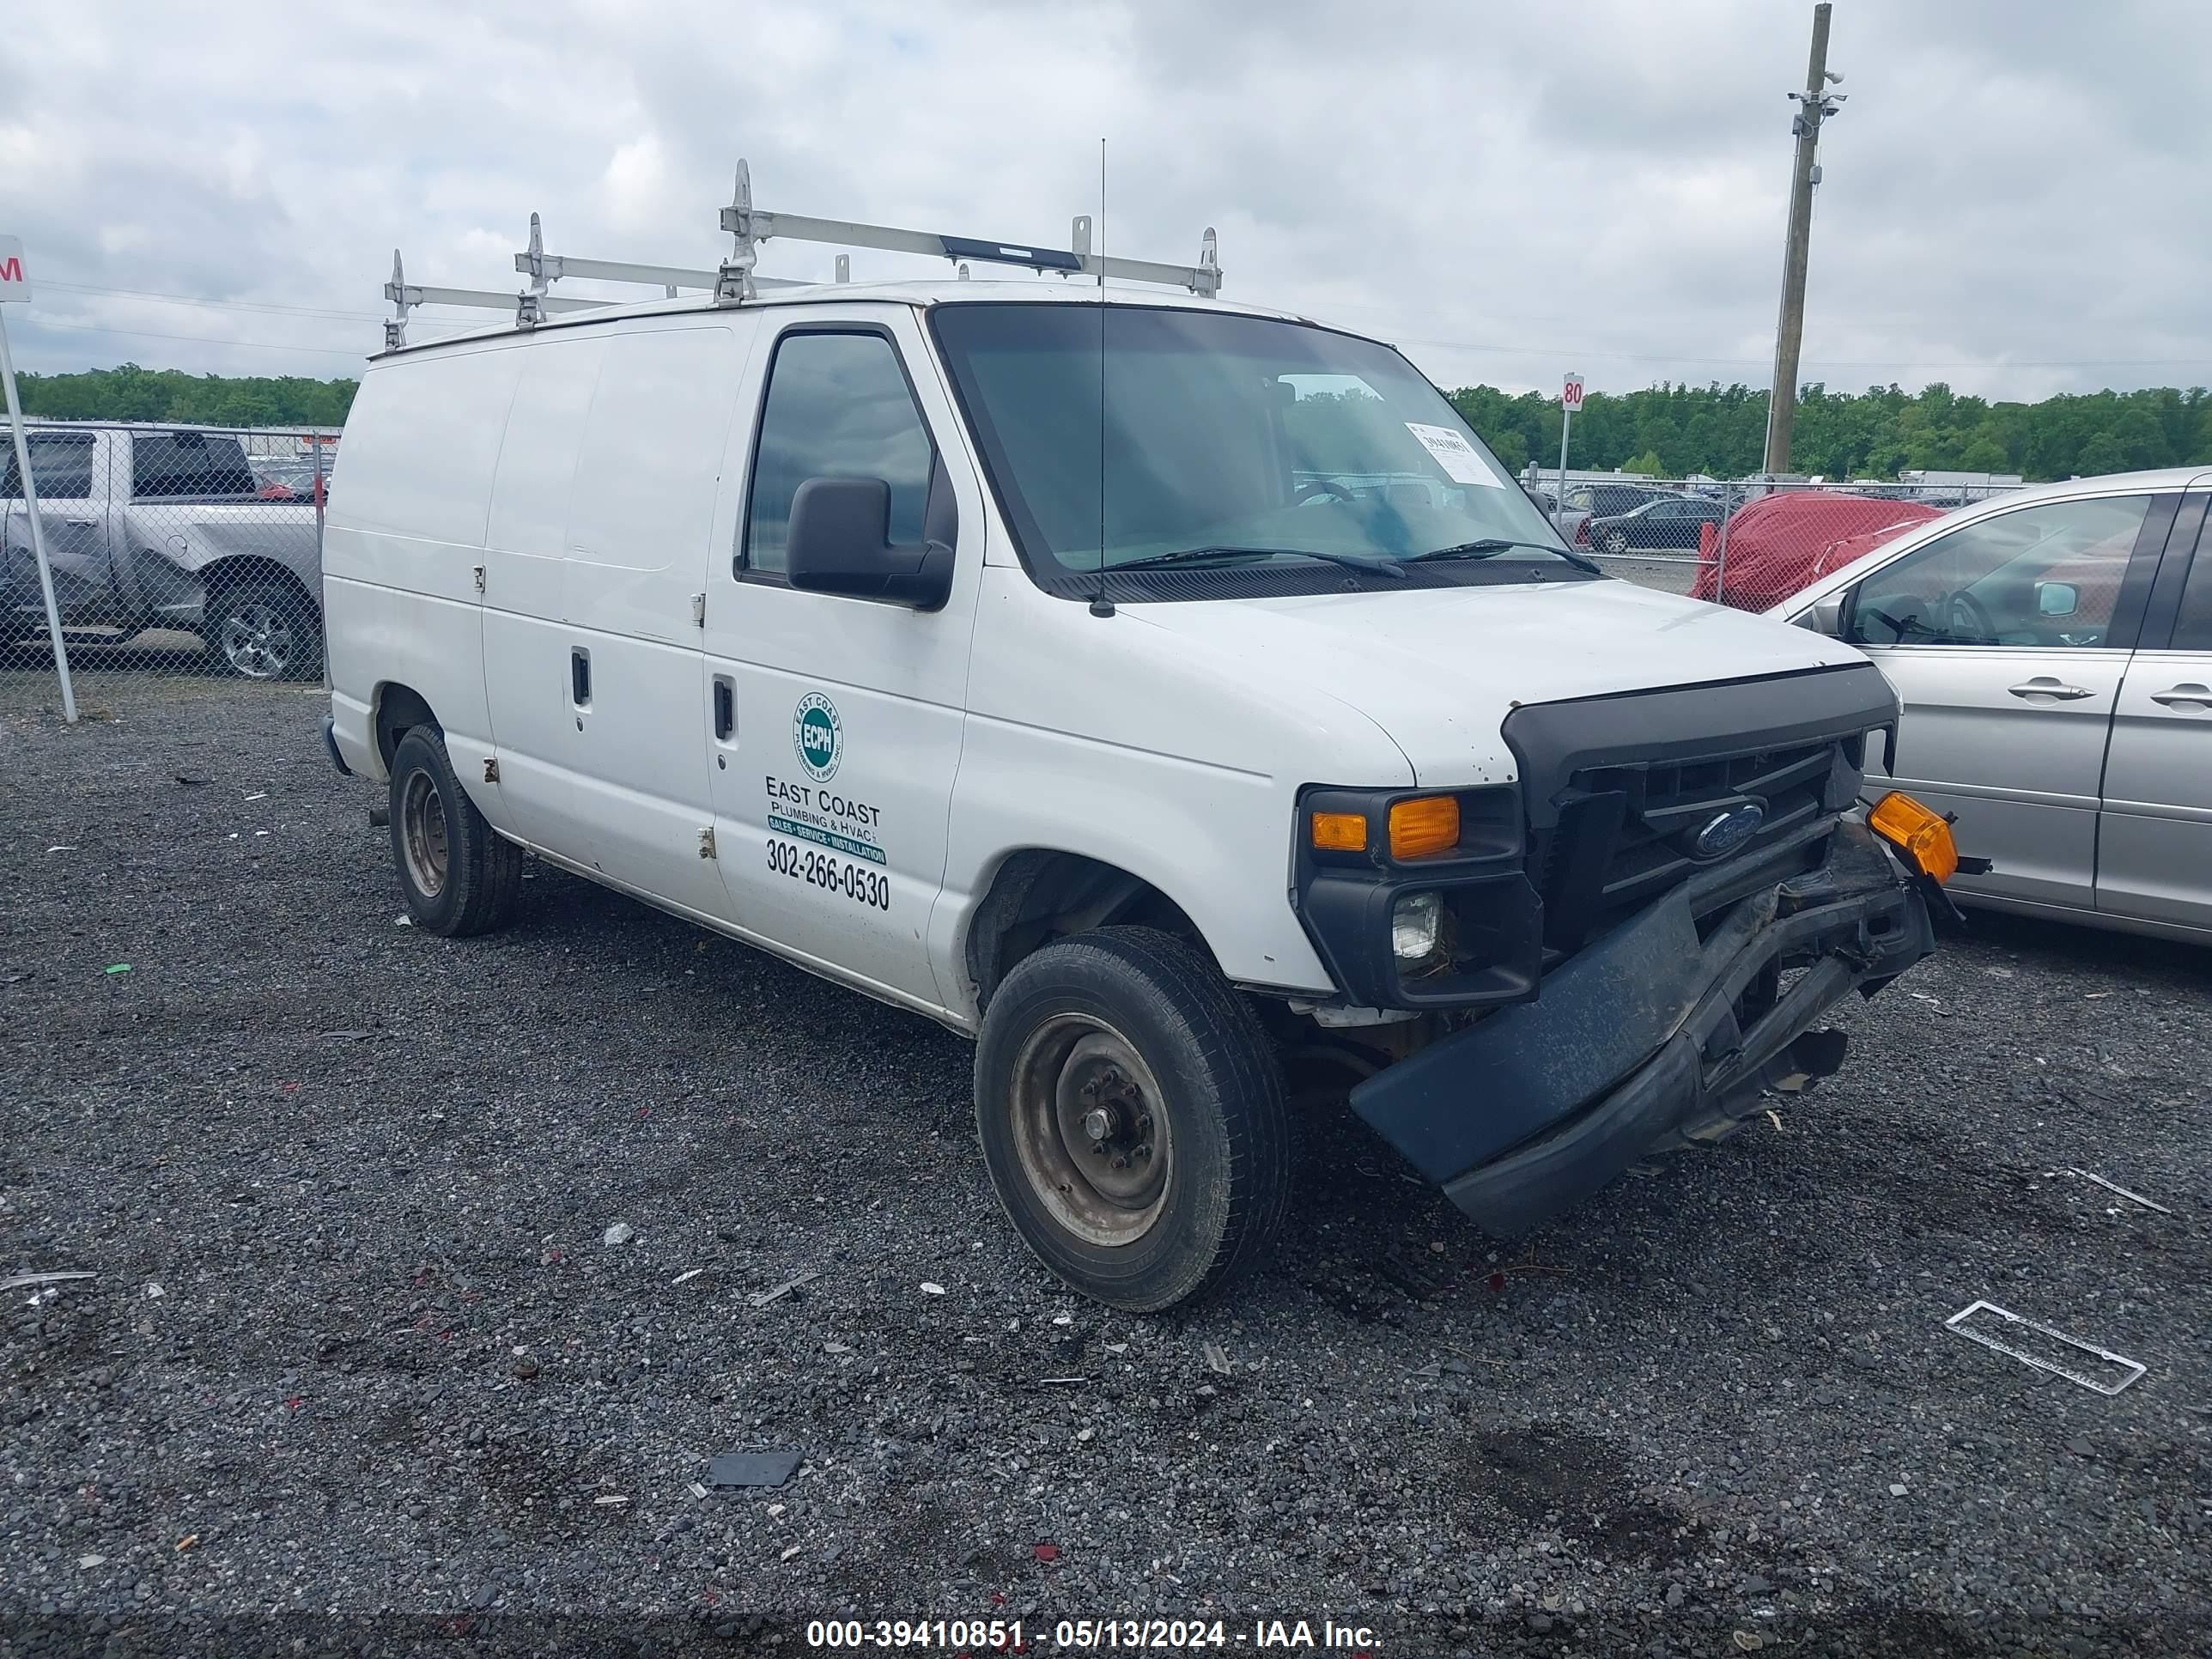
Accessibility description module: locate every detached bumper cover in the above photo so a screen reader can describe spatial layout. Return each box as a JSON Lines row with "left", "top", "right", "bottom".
{"left": 1349, "top": 819, "right": 1932, "bottom": 1237}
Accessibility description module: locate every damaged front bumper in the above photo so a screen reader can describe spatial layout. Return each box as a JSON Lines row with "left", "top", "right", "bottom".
{"left": 1348, "top": 817, "right": 1934, "bottom": 1237}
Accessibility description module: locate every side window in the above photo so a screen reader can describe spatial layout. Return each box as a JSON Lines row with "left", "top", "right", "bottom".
{"left": 1847, "top": 494, "right": 2152, "bottom": 648}
{"left": 744, "top": 331, "right": 933, "bottom": 576}
{"left": 2172, "top": 535, "right": 2212, "bottom": 651}
{"left": 1, "top": 433, "right": 95, "bottom": 500}
{"left": 131, "top": 433, "right": 257, "bottom": 500}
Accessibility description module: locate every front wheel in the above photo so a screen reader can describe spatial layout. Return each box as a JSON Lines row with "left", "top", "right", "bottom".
{"left": 974, "top": 927, "right": 1291, "bottom": 1311}
{"left": 1603, "top": 529, "right": 1631, "bottom": 555}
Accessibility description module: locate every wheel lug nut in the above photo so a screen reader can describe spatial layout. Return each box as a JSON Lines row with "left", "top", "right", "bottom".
{"left": 1110, "top": 1155, "right": 1128, "bottom": 1170}
{"left": 1134, "top": 1143, "right": 1152, "bottom": 1159}
{"left": 1090, "top": 1140, "right": 1107, "bottom": 1157}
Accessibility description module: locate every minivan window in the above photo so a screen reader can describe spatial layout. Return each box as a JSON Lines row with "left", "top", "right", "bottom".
{"left": 2172, "top": 531, "right": 2212, "bottom": 651}
{"left": 929, "top": 304, "right": 1578, "bottom": 592}
{"left": 744, "top": 331, "right": 933, "bottom": 576}
{"left": 1848, "top": 494, "right": 2152, "bottom": 648}
{"left": 1, "top": 432, "right": 95, "bottom": 500}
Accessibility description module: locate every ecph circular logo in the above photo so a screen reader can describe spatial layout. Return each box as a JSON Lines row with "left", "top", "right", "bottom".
{"left": 793, "top": 692, "right": 842, "bottom": 782}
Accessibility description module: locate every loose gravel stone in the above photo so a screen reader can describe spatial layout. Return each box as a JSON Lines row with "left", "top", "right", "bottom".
{"left": 1, "top": 679, "right": 2208, "bottom": 1656}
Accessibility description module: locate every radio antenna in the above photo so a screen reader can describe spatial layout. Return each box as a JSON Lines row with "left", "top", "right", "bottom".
{"left": 1089, "top": 137, "right": 1115, "bottom": 618}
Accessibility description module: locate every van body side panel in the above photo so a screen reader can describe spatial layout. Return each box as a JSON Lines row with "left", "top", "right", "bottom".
{"left": 939, "top": 568, "right": 1404, "bottom": 1015}
{"left": 482, "top": 334, "right": 608, "bottom": 847}
{"left": 555, "top": 323, "right": 749, "bottom": 916}
{"left": 324, "top": 346, "right": 526, "bottom": 781}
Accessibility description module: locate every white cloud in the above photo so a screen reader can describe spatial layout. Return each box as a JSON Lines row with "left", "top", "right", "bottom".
{"left": 1, "top": 0, "right": 2206, "bottom": 401}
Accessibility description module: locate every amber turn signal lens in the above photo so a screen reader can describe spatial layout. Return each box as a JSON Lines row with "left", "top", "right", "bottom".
{"left": 1869, "top": 790, "right": 1959, "bottom": 884}
{"left": 1387, "top": 795, "right": 1462, "bottom": 860}
{"left": 1309, "top": 810, "right": 1369, "bottom": 853}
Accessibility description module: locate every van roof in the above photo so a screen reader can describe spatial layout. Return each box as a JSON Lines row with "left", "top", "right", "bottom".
{"left": 374, "top": 279, "right": 1320, "bottom": 361}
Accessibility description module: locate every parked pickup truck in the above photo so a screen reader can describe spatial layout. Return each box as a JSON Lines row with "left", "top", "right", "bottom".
{"left": 3, "top": 424, "right": 324, "bottom": 679}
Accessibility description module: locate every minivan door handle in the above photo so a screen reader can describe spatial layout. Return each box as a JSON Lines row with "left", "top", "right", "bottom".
{"left": 2148, "top": 683, "right": 2212, "bottom": 708}
{"left": 570, "top": 647, "right": 592, "bottom": 708}
{"left": 2007, "top": 678, "right": 2094, "bottom": 702}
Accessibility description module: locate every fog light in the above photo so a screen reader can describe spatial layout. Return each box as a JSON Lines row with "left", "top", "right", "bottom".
{"left": 1392, "top": 891, "right": 1442, "bottom": 961}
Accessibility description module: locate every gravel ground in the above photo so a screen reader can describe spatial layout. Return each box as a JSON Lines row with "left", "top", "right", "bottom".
{"left": 3, "top": 679, "right": 2209, "bottom": 1658}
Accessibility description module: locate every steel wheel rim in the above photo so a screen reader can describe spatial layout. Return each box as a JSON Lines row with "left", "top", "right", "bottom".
{"left": 1007, "top": 1013, "right": 1172, "bottom": 1249}
{"left": 220, "top": 603, "right": 293, "bottom": 679}
{"left": 400, "top": 770, "right": 448, "bottom": 900}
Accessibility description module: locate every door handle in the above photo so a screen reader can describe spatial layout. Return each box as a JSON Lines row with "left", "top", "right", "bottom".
{"left": 2007, "top": 678, "right": 2094, "bottom": 702}
{"left": 712, "top": 676, "right": 735, "bottom": 741}
{"left": 62, "top": 517, "right": 99, "bottom": 529}
{"left": 2148, "top": 683, "right": 2212, "bottom": 708}
{"left": 570, "top": 647, "right": 591, "bottom": 708}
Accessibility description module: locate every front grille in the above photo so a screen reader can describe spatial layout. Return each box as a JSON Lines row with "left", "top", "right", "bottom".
{"left": 1528, "top": 734, "right": 1855, "bottom": 953}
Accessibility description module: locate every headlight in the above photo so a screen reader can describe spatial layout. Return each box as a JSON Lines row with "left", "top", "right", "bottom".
{"left": 1391, "top": 891, "right": 1442, "bottom": 961}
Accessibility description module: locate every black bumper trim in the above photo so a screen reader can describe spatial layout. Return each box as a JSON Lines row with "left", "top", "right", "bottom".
{"left": 1350, "top": 819, "right": 1933, "bottom": 1235}
{"left": 320, "top": 714, "right": 352, "bottom": 778}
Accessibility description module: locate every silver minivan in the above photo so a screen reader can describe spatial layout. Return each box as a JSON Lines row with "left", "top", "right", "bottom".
{"left": 1778, "top": 468, "right": 2212, "bottom": 942}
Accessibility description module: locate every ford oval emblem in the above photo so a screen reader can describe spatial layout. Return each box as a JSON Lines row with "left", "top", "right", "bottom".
{"left": 1692, "top": 803, "right": 1766, "bottom": 860}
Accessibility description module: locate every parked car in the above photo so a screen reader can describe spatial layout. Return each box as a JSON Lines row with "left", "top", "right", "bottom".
{"left": 1522, "top": 484, "right": 1591, "bottom": 545}
{"left": 1563, "top": 480, "right": 1673, "bottom": 522}
{"left": 1694, "top": 490, "right": 1943, "bottom": 610}
{"left": 248, "top": 453, "right": 330, "bottom": 501}
{"left": 1583, "top": 493, "right": 1729, "bottom": 554}
{"left": 2, "top": 424, "right": 325, "bottom": 678}
{"left": 1777, "top": 468, "right": 2212, "bottom": 941}
{"left": 325, "top": 275, "right": 1948, "bottom": 1310}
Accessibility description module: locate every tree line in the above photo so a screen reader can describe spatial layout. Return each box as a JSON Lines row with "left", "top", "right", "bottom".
{"left": 18, "top": 361, "right": 2212, "bottom": 483}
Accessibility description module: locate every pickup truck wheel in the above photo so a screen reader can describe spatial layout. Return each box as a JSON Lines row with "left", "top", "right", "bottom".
{"left": 387, "top": 726, "right": 522, "bottom": 936}
{"left": 975, "top": 927, "right": 1291, "bottom": 1312}
{"left": 206, "top": 581, "right": 322, "bottom": 681}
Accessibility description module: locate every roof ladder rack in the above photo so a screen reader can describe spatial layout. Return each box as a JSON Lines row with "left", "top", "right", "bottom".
{"left": 380, "top": 155, "right": 1222, "bottom": 349}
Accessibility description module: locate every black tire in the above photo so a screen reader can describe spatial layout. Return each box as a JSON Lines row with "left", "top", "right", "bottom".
{"left": 205, "top": 580, "right": 323, "bottom": 681}
{"left": 387, "top": 726, "right": 522, "bottom": 937}
{"left": 974, "top": 927, "right": 1291, "bottom": 1312}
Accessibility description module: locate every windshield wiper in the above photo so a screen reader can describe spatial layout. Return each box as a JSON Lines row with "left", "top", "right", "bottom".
{"left": 1114, "top": 544, "right": 1408, "bottom": 580}
{"left": 1403, "top": 538, "right": 1604, "bottom": 574}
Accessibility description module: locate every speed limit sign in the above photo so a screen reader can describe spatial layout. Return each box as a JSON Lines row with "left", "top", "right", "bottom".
{"left": 1560, "top": 373, "right": 1584, "bottom": 413}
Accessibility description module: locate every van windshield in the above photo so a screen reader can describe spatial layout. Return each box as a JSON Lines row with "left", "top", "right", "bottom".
{"left": 930, "top": 303, "right": 1586, "bottom": 592}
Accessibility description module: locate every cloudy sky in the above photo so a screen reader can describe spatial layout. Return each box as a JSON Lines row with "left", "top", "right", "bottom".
{"left": 3, "top": 0, "right": 2205, "bottom": 401}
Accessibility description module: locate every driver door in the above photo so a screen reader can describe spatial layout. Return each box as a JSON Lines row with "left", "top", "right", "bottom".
{"left": 1839, "top": 489, "right": 2171, "bottom": 908}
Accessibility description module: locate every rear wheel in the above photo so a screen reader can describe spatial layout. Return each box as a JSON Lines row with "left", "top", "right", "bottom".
{"left": 974, "top": 927, "right": 1291, "bottom": 1311}
{"left": 1603, "top": 528, "right": 1631, "bottom": 555}
{"left": 206, "top": 580, "right": 323, "bottom": 681}
{"left": 387, "top": 726, "right": 522, "bottom": 936}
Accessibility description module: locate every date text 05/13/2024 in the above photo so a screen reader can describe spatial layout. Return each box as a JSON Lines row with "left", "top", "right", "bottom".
{"left": 803, "top": 1618, "right": 1382, "bottom": 1650}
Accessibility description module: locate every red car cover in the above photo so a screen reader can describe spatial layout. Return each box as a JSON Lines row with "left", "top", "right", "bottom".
{"left": 1692, "top": 492, "right": 1943, "bottom": 611}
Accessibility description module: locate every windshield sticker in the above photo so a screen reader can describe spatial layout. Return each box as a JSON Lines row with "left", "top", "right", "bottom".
{"left": 1404, "top": 422, "right": 1504, "bottom": 488}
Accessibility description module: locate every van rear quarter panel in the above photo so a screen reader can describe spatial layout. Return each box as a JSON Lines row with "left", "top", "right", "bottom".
{"left": 325, "top": 345, "right": 526, "bottom": 777}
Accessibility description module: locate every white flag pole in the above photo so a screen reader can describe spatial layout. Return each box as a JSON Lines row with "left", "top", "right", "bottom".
{"left": 0, "top": 301, "right": 76, "bottom": 724}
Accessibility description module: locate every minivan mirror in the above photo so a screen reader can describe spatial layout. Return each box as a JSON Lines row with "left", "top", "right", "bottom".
{"left": 1798, "top": 592, "right": 1844, "bottom": 635}
{"left": 2035, "top": 580, "right": 2080, "bottom": 618}
{"left": 786, "top": 477, "right": 954, "bottom": 610}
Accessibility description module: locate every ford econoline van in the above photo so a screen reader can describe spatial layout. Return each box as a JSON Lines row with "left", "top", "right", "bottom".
{"left": 323, "top": 276, "right": 1950, "bottom": 1310}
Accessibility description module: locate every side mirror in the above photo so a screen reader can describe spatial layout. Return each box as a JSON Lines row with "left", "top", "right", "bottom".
{"left": 786, "top": 476, "right": 954, "bottom": 610}
{"left": 1798, "top": 592, "right": 1845, "bottom": 635}
{"left": 2036, "top": 580, "right": 2079, "bottom": 618}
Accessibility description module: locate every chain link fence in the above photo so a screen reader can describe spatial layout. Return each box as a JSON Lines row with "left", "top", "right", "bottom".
{"left": 2, "top": 422, "right": 333, "bottom": 716}
{"left": 1530, "top": 474, "right": 2027, "bottom": 611}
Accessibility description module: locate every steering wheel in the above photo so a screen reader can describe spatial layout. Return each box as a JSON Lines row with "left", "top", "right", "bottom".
{"left": 1946, "top": 589, "right": 1996, "bottom": 643}
{"left": 1293, "top": 478, "right": 1357, "bottom": 506}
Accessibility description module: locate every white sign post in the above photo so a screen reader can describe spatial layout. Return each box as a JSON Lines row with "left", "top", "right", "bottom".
{"left": 1557, "top": 372, "right": 1583, "bottom": 529}
{"left": 0, "top": 235, "right": 76, "bottom": 724}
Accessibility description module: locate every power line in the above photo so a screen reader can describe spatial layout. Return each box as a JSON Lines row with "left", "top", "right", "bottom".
{"left": 42, "top": 278, "right": 388, "bottom": 323}
{"left": 25, "top": 319, "right": 368, "bottom": 360}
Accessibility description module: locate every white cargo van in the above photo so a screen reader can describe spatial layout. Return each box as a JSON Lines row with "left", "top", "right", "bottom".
{"left": 325, "top": 223, "right": 1955, "bottom": 1310}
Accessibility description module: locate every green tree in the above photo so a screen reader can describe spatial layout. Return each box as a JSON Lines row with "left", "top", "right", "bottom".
{"left": 1620, "top": 448, "right": 1664, "bottom": 477}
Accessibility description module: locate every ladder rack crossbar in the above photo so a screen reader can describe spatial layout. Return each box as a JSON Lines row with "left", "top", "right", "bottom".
{"left": 378, "top": 155, "right": 1222, "bottom": 350}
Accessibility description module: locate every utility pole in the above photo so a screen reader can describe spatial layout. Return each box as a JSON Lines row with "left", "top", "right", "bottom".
{"left": 1762, "top": 2, "right": 1844, "bottom": 477}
